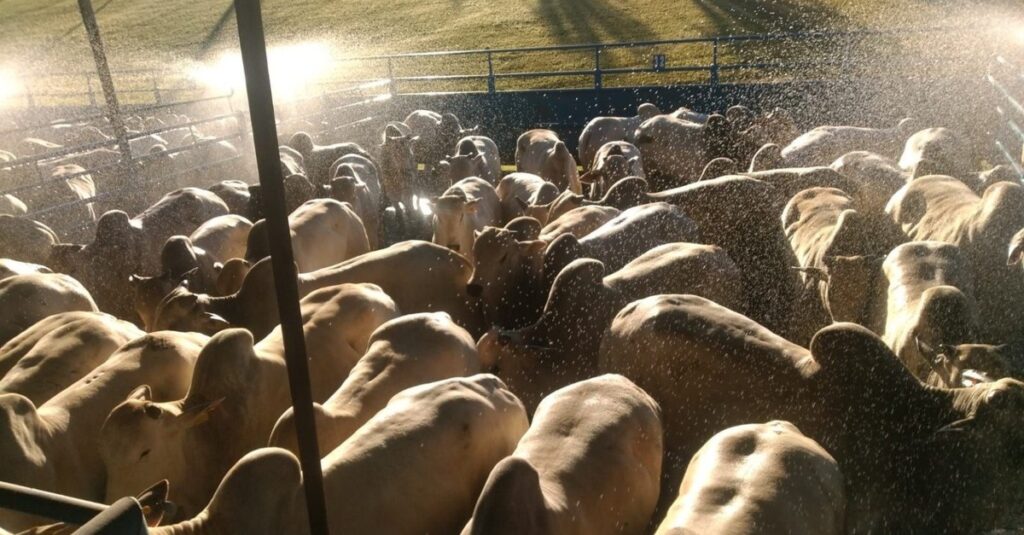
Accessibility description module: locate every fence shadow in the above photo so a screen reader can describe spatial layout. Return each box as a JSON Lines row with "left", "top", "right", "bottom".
{"left": 533, "top": 0, "right": 657, "bottom": 45}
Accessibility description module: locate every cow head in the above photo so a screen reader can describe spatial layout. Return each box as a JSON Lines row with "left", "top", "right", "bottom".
{"left": 151, "top": 287, "right": 230, "bottom": 334}
{"left": 821, "top": 255, "right": 886, "bottom": 327}
{"left": 287, "top": 131, "right": 315, "bottom": 158}
{"left": 918, "top": 342, "right": 1017, "bottom": 388}
{"left": 540, "top": 141, "right": 580, "bottom": 193}
{"left": 130, "top": 267, "right": 197, "bottom": 332}
{"left": 468, "top": 227, "right": 546, "bottom": 328}
{"left": 634, "top": 114, "right": 706, "bottom": 187}
{"left": 379, "top": 127, "right": 418, "bottom": 190}
{"left": 431, "top": 192, "right": 480, "bottom": 257}
{"left": 99, "top": 385, "right": 223, "bottom": 517}
{"left": 214, "top": 258, "right": 251, "bottom": 296}
{"left": 477, "top": 259, "right": 612, "bottom": 412}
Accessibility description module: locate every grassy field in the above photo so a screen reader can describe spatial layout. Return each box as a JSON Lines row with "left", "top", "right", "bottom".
{"left": 0, "top": 0, "right": 1021, "bottom": 100}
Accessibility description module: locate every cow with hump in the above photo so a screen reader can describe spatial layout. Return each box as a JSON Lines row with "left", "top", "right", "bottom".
{"left": 463, "top": 374, "right": 663, "bottom": 535}
{"left": 148, "top": 375, "right": 528, "bottom": 535}
{"left": 99, "top": 283, "right": 398, "bottom": 518}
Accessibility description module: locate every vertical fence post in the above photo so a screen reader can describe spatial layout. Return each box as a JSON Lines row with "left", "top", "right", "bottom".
{"left": 710, "top": 38, "right": 720, "bottom": 87}
{"left": 152, "top": 75, "right": 162, "bottom": 105}
{"left": 386, "top": 57, "right": 397, "bottom": 96}
{"left": 232, "top": 1, "right": 331, "bottom": 535}
{"left": 77, "top": 0, "right": 134, "bottom": 186}
{"left": 594, "top": 46, "right": 603, "bottom": 90}
{"left": 486, "top": 50, "right": 496, "bottom": 94}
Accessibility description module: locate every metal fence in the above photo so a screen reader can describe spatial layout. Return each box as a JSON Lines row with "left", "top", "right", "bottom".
{"left": 328, "top": 25, "right": 988, "bottom": 94}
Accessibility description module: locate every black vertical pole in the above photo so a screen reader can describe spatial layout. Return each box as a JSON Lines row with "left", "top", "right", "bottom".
{"left": 232, "top": 1, "right": 331, "bottom": 535}
{"left": 77, "top": 0, "right": 133, "bottom": 171}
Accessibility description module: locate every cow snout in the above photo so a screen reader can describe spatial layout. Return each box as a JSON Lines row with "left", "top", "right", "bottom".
{"left": 466, "top": 283, "right": 483, "bottom": 297}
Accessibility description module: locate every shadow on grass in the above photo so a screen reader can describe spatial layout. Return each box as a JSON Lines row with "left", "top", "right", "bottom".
{"left": 533, "top": 0, "right": 657, "bottom": 45}
{"left": 691, "top": 0, "right": 850, "bottom": 35}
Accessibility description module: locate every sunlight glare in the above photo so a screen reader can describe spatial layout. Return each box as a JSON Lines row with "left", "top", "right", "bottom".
{"left": 189, "top": 42, "right": 334, "bottom": 100}
{"left": 0, "top": 67, "right": 21, "bottom": 107}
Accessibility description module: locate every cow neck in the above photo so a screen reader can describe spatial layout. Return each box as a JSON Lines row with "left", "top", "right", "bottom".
{"left": 854, "top": 263, "right": 886, "bottom": 333}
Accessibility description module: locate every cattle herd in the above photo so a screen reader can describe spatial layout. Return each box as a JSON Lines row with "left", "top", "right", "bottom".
{"left": 0, "top": 101, "right": 1022, "bottom": 534}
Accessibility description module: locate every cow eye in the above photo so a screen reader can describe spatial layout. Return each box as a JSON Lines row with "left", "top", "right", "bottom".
{"left": 139, "top": 449, "right": 151, "bottom": 460}
{"left": 499, "top": 253, "right": 508, "bottom": 263}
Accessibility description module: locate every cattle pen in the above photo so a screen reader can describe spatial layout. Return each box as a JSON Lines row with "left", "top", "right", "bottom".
{"left": 1, "top": 0, "right": 1024, "bottom": 531}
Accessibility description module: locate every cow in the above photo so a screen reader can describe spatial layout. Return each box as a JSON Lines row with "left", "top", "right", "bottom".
{"left": 494, "top": 172, "right": 560, "bottom": 224}
{"left": 155, "top": 240, "right": 483, "bottom": 339}
{"left": 0, "top": 258, "right": 51, "bottom": 280}
{"left": 100, "top": 283, "right": 398, "bottom": 518}
{"left": 0, "top": 216, "right": 59, "bottom": 265}
{"left": 882, "top": 241, "right": 978, "bottom": 380}
{"left": 328, "top": 153, "right": 382, "bottom": 248}
{"left": 807, "top": 324, "right": 1024, "bottom": 532}
{"left": 515, "top": 129, "right": 581, "bottom": 194}
{"left": 577, "top": 103, "right": 660, "bottom": 170}
{"left": 655, "top": 421, "right": 845, "bottom": 535}
{"left": 0, "top": 331, "right": 207, "bottom": 531}
{"left": 130, "top": 236, "right": 220, "bottom": 330}
{"left": 0, "top": 311, "right": 143, "bottom": 405}
{"left": 829, "top": 151, "right": 907, "bottom": 216}
{"left": 783, "top": 187, "right": 900, "bottom": 342}
{"left": 598, "top": 294, "right": 817, "bottom": 512}
{"left": 245, "top": 199, "right": 370, "bottom": 273}
{"left": 206, "top": 181, "right": 251, "bottom": 219}
{"left": 48, "top": 189, "right": 229, "bottom": 320}
{"left": 431, "top": 177, "right": 501, "bottom": 261}
{"left": 886, "top": 175, "right": 1024, "bottom": 343}
{"left": 537, "top": 205, "right": 620, "bottom": 242}
{"left": 0, "top": 273, "right": 98, "bottom": 346}
{"left": 188, "top": 214, "right": 252, "bottom": 269}
{"left": 287, "top": 132, "right": 371, "bottom": 188}
{"left": 403, "top": 110, "right": 479, "bottom": 177}
{"left": 149, "top": 375, "right": 528, "bottom": 535}
{"left": 270, "top": 311, "right": 479, "bottom": 456}
{"left": 479, "top": 247, "right": 742, "bottom": 411}
{"left": 0, "top": 193, "right": 27, "bottom": 216}
{"left": 633, "top": 113, "right": 733, "bottom": 189}
{"left": 579, "top": 141, "right": 644, "bottom": 200}
{"left": 379, "top": 124, "right": 423, "bottom": 234}
{"left": 30, "top": 164, "right": 97, "bottom": 241}
{"left": 778, "top": 117, "right": 917, "bottom": 168}
{"left": 899, "top": 127, "right": 974, "bottom": 177}
{"left": 437, "top": 136, "right": 502, "bottom": 186}
{"left": 468, "top": 202, "right": 700, "bottom": 329}
{"left": 463, "top": 374, "right": 663, "bottom": 535}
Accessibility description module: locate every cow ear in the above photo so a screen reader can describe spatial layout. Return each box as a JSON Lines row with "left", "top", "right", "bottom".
{"left": 464, "top": 198, "right": 480, "bottom": 213}
{"left": 514, "top": 197, "right": 529, "bottom": 211}
{"left": 473, "top": 229, "right": 484, "bottom": 240}
{"left": 178, "top": 397, "right": 225, "bottom": 429}
{"left": 128, "top": 385, "right": 152, "bottom": 402}
{"left": 473, "top": 153, "right": 485, "bottom": 162}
